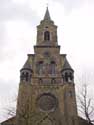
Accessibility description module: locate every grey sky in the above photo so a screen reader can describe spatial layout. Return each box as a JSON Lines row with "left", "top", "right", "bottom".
{"left": 52, "top": 0, "right": 85, "bottom": 13}
{"left": 0, "top": 0, "right": 39, "bottom": 62}
{"left": 0, "top": 0, "right": 39, "bottom": 21}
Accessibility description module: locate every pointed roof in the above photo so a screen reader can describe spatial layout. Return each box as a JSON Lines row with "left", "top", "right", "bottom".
{"left": 44, "top": 7, "right": 51, "bottom": 20}
{"left": 22, "top": 61, "right": 32, "bottom": 69}
{"left": 20, "top": 55, "right": 34, "bottom": 72}
{"left": 62, "top": 58, "right": 74, "bottom": 71}
{"left": 20, "top": 59, "right": 32, "bottom": 72}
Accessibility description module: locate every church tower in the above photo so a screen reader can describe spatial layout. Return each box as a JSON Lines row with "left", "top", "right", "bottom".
{"left": 16, "top": 7, "right": 79, "bottom": 125}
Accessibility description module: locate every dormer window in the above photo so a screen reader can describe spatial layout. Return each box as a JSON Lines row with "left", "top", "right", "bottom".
{"left": 44, "top": 31, "right": 50, "bottom": 40}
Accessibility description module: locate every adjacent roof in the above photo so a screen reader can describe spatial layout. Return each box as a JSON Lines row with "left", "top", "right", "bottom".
{"left": 1, "top": 116, "right": 16, "bottom": 125}
{"left": 44, "top": 7, "right": 51, "bottom": 20}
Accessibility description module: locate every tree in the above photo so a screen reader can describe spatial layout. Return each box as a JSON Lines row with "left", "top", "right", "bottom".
{"left": 5, "top": 106, "right": 16, "bottom": 117}
{"left": 78, "top": 84, "right": 94, "bottom": 124}
{"left": 2, "top": 93, "right": 17, "bottom": 119}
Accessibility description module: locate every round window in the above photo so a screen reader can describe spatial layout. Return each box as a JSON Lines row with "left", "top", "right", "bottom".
{"left": 37, "top": 93, "right": 58, "bottom": 112}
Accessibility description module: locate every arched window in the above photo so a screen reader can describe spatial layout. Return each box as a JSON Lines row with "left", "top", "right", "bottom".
{"left": 50, "top": 61, "right": 55, "bottom": 75}
{"left": 51, "top": 78, "right": 55, "bottom": 84}
{"left": 44, "top": 31, "right": 50, "bottom": 41}
{"left": 65, "top": 72, "right": 68, "bottom": 82}
{"left": 21, "top": 72, "right": 25, "bottom": 81}
{"left": 39, "top": 78, "right": 42, "bottom": 84}
{"left": 21, "top": 72, "right": 29, "bottom": 82}
{"left": 26, "top": 72, "right": 29, "bottom": 82}
{"left": 69, "top": 72, "right": 73, "bottom": 81}
{"left": 37, "top": 61, "right": 43, "bottom": 75}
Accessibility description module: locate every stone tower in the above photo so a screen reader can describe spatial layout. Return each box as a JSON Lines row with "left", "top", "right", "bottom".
{"left": 16, "top": 7, "right": 79, "bottom": 125}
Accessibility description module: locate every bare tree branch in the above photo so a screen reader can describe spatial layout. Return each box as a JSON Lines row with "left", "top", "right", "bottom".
{"left": 78, "top": 84, "right": 94, "bottom": 124}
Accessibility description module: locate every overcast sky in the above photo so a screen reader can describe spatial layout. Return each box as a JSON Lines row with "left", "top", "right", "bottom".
{"left": 0, "top": 0, "right": 94, "bottom": 122}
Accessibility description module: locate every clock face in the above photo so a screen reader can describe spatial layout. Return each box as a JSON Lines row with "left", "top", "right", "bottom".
{"left": 37, "top": 93, "right": 58, "bottom": 112}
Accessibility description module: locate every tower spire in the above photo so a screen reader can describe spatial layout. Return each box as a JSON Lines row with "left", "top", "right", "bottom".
{"left": 44, "top": 7, "right": 51, "bottom": 20}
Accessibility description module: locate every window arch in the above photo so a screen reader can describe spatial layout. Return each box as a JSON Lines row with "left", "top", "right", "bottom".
{"left": 44, "top": 31, "right": 50, "bottom": 41}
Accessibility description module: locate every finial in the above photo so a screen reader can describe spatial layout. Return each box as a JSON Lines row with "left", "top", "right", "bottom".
{"left": 46, "top": 3, "right": 48, "bottom": 8}
{"left": 46, "top": 0, "right": 49, "bottom": 7}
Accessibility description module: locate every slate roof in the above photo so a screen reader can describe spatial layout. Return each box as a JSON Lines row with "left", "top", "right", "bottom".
{"left": 20, "top": 58, "right": 32, "bottom": 72}
{"left": 62, "top": 58, "right": 74, "bottom": 71}
{"left": 22, "top": 60, "right": 32, "bottom": 70}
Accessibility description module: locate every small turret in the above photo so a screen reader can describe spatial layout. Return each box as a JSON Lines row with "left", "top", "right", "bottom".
{"left": 61, "top": 57, "right": 74, "bottom": 83}
{"left": 20, "top": 55, "right": 33, "bottom": 83}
